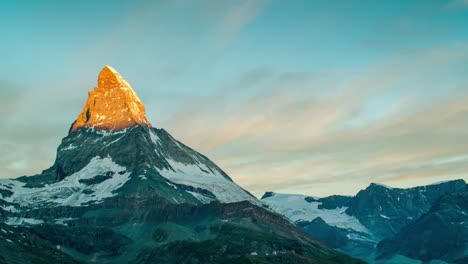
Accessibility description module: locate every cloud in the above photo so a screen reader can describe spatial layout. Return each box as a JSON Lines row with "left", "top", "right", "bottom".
{"left": 445, "top": 0, "right": 468, "bottom": 9}
{"left": 215, "top": 0, "right": 269, "bottom": 49}
{"left": 161, "top": 43, "right": 468, "bottom": 197}
{"left": 2, "top": 3, "right": 468, "bottom": 200}
{"left": 0, "top": 81, "right": 24, "bottom": 118}
{"left": 6, "top": 160, "right": 27, "bottom": 171}
{"left": 0, "top": 0, "right": 271, "bottom": 180}
{"left": 0, "top": 81, "right": 71, "bottom": 179}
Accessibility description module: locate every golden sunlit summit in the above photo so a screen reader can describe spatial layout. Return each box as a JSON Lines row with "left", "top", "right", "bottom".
{"left": 70, "top": 65, "right": 151, "bottom": 132}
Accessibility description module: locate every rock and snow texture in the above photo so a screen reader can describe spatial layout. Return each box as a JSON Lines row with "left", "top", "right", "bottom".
{"left": 0, "top": 65, "right": 260, "bottom": 217}
{"left": 5, "top": 217, "right": 44, "bottom": 226}
{"left": 148, "top": 128, "right": 258, "bottom": 205}
{"left": 71, "top": 65, "right": 151, "bottom": 132}
{"left": 158, "top": 158, "right": 258, "bottom": 205}
{"left": 0, "top": 156, "right": 131, "bottom": 209}
{"left": 0, "top": 126, "right": 258, "bottom": 209}
{"left": 262, "top": 193, "right": 369, "bottom": 234}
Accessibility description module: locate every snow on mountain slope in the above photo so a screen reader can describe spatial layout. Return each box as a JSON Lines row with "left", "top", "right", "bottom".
{"left": 262, "top": 193, "right": 369, "bottom": 233}
{"left": 0, "top": 156, "right": 130, "bottom": 209}
{"left": 0, "top": 65, "right": 368, "bottom": 264}
{"left": 158, "top": 158, "right": 259, "bottom": 205}
{"left": 11, "top": 65, "right": 260, "bottom": 208}
{"left": 0, "top": 64, "right": 260, "bottom": 212}
{"left": 144, "top": 127, "right": 259, "bottom": 205}
{"left": 5, "top": 217, "right": 44, "bottom": 226}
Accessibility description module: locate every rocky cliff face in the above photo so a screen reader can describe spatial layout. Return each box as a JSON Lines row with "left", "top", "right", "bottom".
{"left": 346, "top": 180, "right": 467, "bottom": 239}
{"left": 0, "top": 66, "right": 363, "bottom": 264}
{"left": 262, "top": 180, "right": 468, "bottom": 263}
{"left": 70, "top": 65, "right": 151, "bottom": 133}
{"left": 377, "top": 187, "right": 468, "bottom": 263}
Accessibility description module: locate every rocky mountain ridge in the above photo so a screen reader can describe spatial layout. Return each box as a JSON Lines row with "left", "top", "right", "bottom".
{"left": 377, "top": 187, "right": 468, "bottom": 263}
{"left": 0, "top": 65, "right": 363, "bottom": 264}
{"left": 262, "top": 179, "right": 468, "bottom": 263}
{"left": 70, "top": 65, "right": 151, "bottom": 132}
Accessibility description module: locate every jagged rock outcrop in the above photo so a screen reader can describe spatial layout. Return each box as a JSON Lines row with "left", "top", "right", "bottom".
{"left": 378, "top": 189, "right": 468, "bottom": 263}
{"left": 346, "top": 180, "right": 467, "bottom": 238}
{"left": 70, "top": 65, "right": 151, "bottom": 132}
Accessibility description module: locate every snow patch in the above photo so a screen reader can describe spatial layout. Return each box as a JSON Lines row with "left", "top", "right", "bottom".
{"left": 61, "top": 144, "right": 77, "bottom": 151}
{"left": 104, "top": 135, "right": 126, "bottom": 147}
{"left": 380, "top": 214, "right": 390, "bottom": 219}
{"left": 186, "top": 191, "right": 214, "bottom": 204}
{"left": 148, "top": 129, "right": 161, "bottom": 146}
{"left": 1, "top": 205, "right": 18, "bottom": 212}
{"left": 54, "top": 217, "right": 76, "bottom": 226}
{"left": 6, "top": 217, "right": 44, "bottom": 226}
{"left": 92, "top": 127, "right": 131, "bottom": 136}
{"left": 157, "top": 159, "right": 258, "bottom": 205}
{"left": 346, "top": 233, "right": 374, "bottom": 242}
{"left": 166, "top": 182, "right": 178, "bottom": 189}
{"left": 0, "top": 156, "right": 131, "bottom": 208}
{"left": 262, "top": 193, "right": 369, "bottom": 233}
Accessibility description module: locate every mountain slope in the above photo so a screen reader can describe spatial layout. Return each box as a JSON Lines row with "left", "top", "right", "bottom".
{"left": 261, "top": 192, "right": 376, "bottom": 262}
{"left": 7, "top": 125, "right": 258, "bottom": 207}
{"left": 261, "top": 192, "right": 369, "bottom": 234}
{"left": 261, "top": 180, "right": 468, "bottom": 263}
{"left": 377, "top": 189, "right": 468, "bottom": 263}
{"left": 0, "top": 65, "right": 363, "bottom": 264}
{"left": 346, "top": 180, "right": 467, "bottom": 238}
{"left": 0, "top": 223, "right": 79, "bottom": 264}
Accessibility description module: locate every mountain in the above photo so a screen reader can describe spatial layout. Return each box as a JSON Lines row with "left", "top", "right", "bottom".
{"left": 0, "top": 65, "right": 363, "bottom": 264}
{"left": 261, "top": 180, "right": 468, "bottom": 263}
{"left": 346, "top": 180, "right": 467, "bottom": 239}
{"left": 296, "top": 217, "right": 351, "bottom": 249}
{"left": 260, "top": 192, "right": 368, "bottom": 235}
{"left": 261, "top": 192, "right": 376, "bottom": 262}
{"left": 70, "top": 65, "right": 152, "bottom": 132}
{"left": 377, "top": 188, "right": 468, "bottom": 264}
{"left": 0, "top": 223, "right": 79, "bottom": 263}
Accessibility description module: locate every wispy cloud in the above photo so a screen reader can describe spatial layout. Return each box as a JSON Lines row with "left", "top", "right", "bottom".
{"left": 1, "top": 2, "right": 468, "bottom": 199}
{"left": 215, "top": 0, "right": 269, "bottom": 49}
{"left": 0, "top": 81, "right": 23, "bottom": 118}
{"left": 445, "top": 0, "right": 468, "bottom": 9}
{"left": 161, "top": 43, "right": 468, "bottom": 197}
{"left": 2, "top": 42, "right": 467, "bottom": 198}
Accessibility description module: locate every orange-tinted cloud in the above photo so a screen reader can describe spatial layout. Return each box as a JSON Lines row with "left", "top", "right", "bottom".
{"left": 160, "top": 43, "right": 468, "bottom": 197}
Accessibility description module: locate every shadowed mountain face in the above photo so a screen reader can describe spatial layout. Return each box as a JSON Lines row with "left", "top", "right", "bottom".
{"left": 346, "top": 180, "right": 467, "bottom": 239}
{"left": 377, "top": 188, "right": 468, "bottom": 264}
{"left": 262, "top": 180, "right": 468, "bottom": 264}
{"left": 0, "top": 66, "right": 363, "bottom": 264}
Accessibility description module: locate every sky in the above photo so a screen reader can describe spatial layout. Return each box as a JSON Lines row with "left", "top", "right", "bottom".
{"left": 1, "top": 0, "right": 468, "bottom": 197}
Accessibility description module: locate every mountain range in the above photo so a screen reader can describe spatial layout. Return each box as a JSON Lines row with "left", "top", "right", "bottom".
{"left": 1, "top": 65, "right": 465, "bottom": 264}
{"left": 261, "top": 179, "right": 468, "bottom": 263}
{"left": 0, "top": 66, "right": 363, "bottom": 264}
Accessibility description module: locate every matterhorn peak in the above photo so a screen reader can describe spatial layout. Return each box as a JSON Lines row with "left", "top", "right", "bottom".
{"left": 98, "top": 65, "right": 129, "bottom": 89}
{"left": 70, "top": 65, "right": 151, "bottom": 133}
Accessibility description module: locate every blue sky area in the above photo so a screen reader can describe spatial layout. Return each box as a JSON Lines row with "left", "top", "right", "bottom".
{"left": 1, "top": 0, "right": 468, "bottom": 196}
